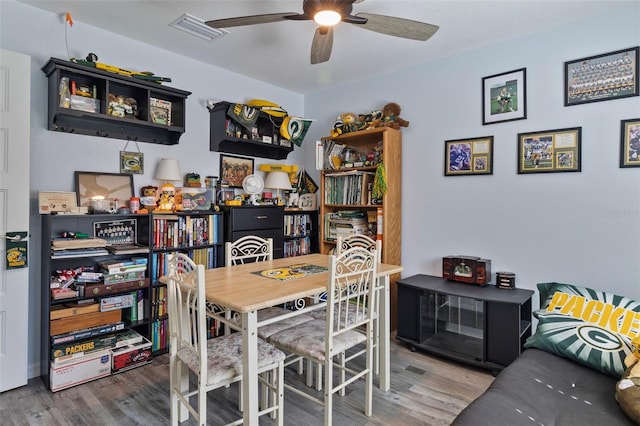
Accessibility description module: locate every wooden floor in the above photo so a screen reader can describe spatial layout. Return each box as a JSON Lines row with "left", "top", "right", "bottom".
{"left": 0, "top": 334, "right": 494, "bottom": 425}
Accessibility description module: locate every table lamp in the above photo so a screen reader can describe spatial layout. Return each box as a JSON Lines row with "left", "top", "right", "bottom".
{"left": 154, "top": 158, "right": 182, "bottom": 212}
{"left": 264, "top": 171, "right": 292, "bottom": 206}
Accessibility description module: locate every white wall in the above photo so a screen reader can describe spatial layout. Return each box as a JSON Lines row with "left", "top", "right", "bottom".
{"left": 1, "top": 1, "right": 304, "bottom": 378}
{"left": 302, "top": 5, "right": 640, "bottom": 304}
{"left": 2, "top": 0, "right": 639, "bottom": 380}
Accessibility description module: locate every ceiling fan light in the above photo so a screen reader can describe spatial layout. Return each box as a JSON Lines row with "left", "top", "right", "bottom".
{"left": 314, "top": 10, "right": 341, "bottom": 26}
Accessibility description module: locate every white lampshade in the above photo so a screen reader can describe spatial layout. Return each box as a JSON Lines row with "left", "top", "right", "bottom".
{"left": 264, "top": 171, "right": 292, "bottom": 191}
{"left": 154, "top": 158, "right": 182, "bottom": 182}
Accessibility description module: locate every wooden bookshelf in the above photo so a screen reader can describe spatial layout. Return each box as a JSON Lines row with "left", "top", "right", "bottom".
{"left": 319, "top": 127, "right": 402, "bottom": 329}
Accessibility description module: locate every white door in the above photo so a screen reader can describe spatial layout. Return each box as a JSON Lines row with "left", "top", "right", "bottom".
{"left": 0, "top": 49, "right": 31, "bottom": 392}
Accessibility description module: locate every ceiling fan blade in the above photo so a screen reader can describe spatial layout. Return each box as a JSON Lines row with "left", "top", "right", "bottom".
{"left": 311, "top": 26, "right": 334, "bottom": 65}
{"left": 354, "top": 13, "right": 439, "bottom": 41}
{"left": 205, "top": 12, "right": 300, "bottom": 28}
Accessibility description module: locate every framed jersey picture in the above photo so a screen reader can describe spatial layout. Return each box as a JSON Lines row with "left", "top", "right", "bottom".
{"left": 517, "top": 127, "right": 582, "bottom": 174}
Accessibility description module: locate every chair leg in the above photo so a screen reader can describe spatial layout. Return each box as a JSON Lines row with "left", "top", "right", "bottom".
{"left": 170, "top": 358, "right": 179, "bottom": 426}
{"left": 197, "top": 377, "right": 207, "bottom": 426}
{"left": 339, "top": 352, "right": 346, "bottom": 397}
{"left": 324, "top": 354, "right": 334, "bottom": 426}
{"left": 365, "top": 331, "right": 374, "bottom": 417}
{"left": 263, "top": 370, "right": 275, "bottom": 420}
{"left": 374, "top": 315, "right": 380, "bottom": 376}
{"left": 306, "top": 358, "right": 314, "bottom": 387}
{"left": 315, "top": 360, "right": 322, "bottom": 391}
{"left": 276, "top": 361, "right": 284, "bottom": 426}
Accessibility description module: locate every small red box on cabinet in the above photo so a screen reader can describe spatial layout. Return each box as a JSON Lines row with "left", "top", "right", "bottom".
{"left": 442, "top": 256, "right": 492, "bottom": 286}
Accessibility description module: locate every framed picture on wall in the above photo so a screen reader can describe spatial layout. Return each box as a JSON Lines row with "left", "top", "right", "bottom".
{"left": 517, "top": 127, "right": 582, "bottom": 174}
{"left": 444, "top": 136, "right": 494, "bottom": 176}
{"left": 219, "top": 154, "right": 254, "bottom": 188}
{"left": 620, "top": 118, "right": 640, "bottom": 168}
{"left": 482, "top": 68, "right": 527, "bottom": 125}
{"left": 564, "top": 46, "right": 639, "bottom": 106}
{"left": 75, "top": 171, "right": 134, "bottom": 208}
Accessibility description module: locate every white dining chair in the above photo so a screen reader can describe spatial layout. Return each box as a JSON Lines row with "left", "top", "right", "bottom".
{"left": 225, "top": 235, "right": 314, "bottom": 406}
{"left": 225, "top": 235, "right": 315, "bottom": 340}
{"left": 166, "top": 252, "right": 285, "bottom": 426}
{"left": 268, "top": 247, "right": 378, "bottom": 426}
{"left": 307, "top": 234, "right": 382, "bottom": 389}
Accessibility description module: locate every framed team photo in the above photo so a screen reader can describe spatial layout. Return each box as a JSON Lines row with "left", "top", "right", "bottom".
{"left": 444, "top": 136, "right": 493, "bottom": 176}
{"left": 564, "top": 46, "right": 639, "bottom": 106}
{"left": 517, "top": 127, "right": 582, "bottom": 174}
{"left": 482, "top": 68, "right": 527, "bottom": 125}
{"left": 620, "top": 118, "right": 640, "bottom": 168}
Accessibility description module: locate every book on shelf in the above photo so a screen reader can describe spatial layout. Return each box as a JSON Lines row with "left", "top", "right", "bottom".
{"left": 100, "top": 293, "right": 135, "bottom": 312}
{"left": 98, "top": 257, "right": 148, "bottom": 274}
{"left": 51, "top": 238, "right": 110, "bottom": 250}
{"left": 51, "top": 247, "right": 110, "bottom": 259}
{"left": 51, "top": 321, "right": 125, "bottom": 345}
{"left": 123, "top": 291, "right": 138, "bottom": 322}
{"left": 106, "top": 244, "right": 149, "bottom": 255}
{"left": 324, "top": 171, "right": 374, "bottom": 205}
{"left": 103, "top": 270, "right": 145, "bottom": 285}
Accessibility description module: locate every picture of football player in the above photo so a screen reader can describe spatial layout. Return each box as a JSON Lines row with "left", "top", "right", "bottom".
{"left": 496, "top": 87, "right": 514, "bottom": 113}
{"left": 628, "top": 125, "right": 640, "bottom": 163}
{"left": 448, "top": 143, "right": 471, "bottom": 171}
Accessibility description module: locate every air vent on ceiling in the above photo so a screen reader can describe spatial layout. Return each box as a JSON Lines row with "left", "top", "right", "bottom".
{"left": 170, "top": 13, "right": 229, "bottom": 41}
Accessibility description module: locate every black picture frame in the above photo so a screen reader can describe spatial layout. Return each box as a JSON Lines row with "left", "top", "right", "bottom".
{"left": 219, "top": 154, "right": 255, "bottom": 188}
{"left": 517, "top": 127, "right": 582, "bottom": 174}
{"left": 444, "top": 136, "right": 494, "bottom": 176}
{"left": 620, "top": 118, "right": 640, "bottom": 168}
{"left": 75, "top": 171, "right": 134, "bottom": 207}
{"left": 482, "top": 68, "right": 527, "bottom": 125}
{"left": 564, "top": 46, "right": 639, "bottom": 106}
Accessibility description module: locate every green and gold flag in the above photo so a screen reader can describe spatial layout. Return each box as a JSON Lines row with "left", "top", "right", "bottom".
{"left": 280, "top": 116, "right": 312, "bottom": 147}
{"left": 227, "top": 103, "right": 259, "bottom": 132}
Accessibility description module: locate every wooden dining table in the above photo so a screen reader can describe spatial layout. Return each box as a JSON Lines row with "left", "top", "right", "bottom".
{"left": 164, "top": 253, "right": 403, "bottom": 425}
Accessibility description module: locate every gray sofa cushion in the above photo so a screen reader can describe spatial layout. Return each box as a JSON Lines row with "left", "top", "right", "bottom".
{"left": 452, "top": 349, "right": 634, "bottom": 425}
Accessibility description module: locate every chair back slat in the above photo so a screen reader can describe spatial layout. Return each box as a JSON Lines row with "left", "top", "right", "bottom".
{"left": 225, "top": 235, "right": 273, "bottom": 265}
{"left": 336, "top": 234, "right": 382, "bottom": 263}
{"left": 326, "top": 247, "right": 377, "bottom": 340}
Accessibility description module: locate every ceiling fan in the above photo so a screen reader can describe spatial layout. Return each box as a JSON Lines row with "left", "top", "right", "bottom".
{"left": 205, "top": 0, "right": 439, "bottom": 64}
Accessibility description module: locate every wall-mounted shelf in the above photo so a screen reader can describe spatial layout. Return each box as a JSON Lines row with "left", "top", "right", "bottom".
{"left": 42, "top": 58, "right": 191, "bottom": 145}
{"left": 209, "top": 101, "right": 293, "bottom": 160}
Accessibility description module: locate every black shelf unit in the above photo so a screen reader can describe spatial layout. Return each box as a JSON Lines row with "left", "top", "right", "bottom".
{"left": 283, "top": 209, "right": 319, "bottom": 257}
{"left": 42, "top": 58, "right": 191, "bottom": 145}
{"left": 40, "top": 213, "right": 152, "bottom": 390}
{"left": 148, "top": 211, "right": 225, "bottom": 355}
{"left": 396, "top": 274, "right": 534, "bottom": 373}
{"left": 209, "top": 101, "right": 293, "bottom": 160}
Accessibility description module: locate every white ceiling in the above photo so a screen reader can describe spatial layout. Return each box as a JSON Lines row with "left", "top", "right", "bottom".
{"left": 19, "top": 0, "right": 622, "bottom": 94}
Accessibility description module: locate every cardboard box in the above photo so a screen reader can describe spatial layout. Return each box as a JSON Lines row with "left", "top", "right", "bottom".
{"left": 50, "top": 309, "right": 122, "bottom": 336}
{"left": 50, "top": 349, "right": 112, "bottom": 392}
{"left": 111, "top": 337, "right": 152, "bottom": 373}
{"left": 50, "top": 302, "right": 100, "bottom": 320}
{"left": 100, "top": 293, "right": 135, "bottom": 312}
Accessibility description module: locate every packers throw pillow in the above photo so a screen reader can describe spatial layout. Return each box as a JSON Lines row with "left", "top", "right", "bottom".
{"left": 525, "top": 282, "right": 640, "bottom": 378}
